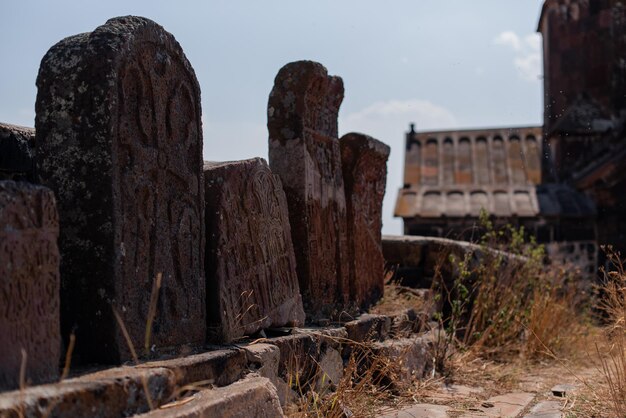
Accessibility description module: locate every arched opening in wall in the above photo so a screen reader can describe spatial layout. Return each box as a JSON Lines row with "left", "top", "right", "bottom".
{"left": 422, "top": 138, "right": 439, "bottom": 185}
{"left": 475, "top": 137, "right": 490, "bottom": 185}
{"left": 525, "top": 135, "right": 541, "bottom": 184}
{"left": 491, "top": 136, "right": 508, "bottom": 184}
{"left": 422, "top": 191, "right": 442, "bottom": 216}
{"left": 404, "top": 139, "right": 421, "bottom": 186}
{"left": 456, "top": 137, "right": 473, "bottom": 184}
{"left": 470, "top": 191, "right": 489, "bottom": 216}
{"left": 396, "top": 190, "right": 417, "bottom": 217}
{"left": 508, "top": 136, "right": 527, "bottom": 184}
{"left": 514, "top": 190, "right": 535, "bottom": 216}
{"left": 493, "top": 190, "right": 512, "bottom": 216}
{"left": 446, "top": 191, "right": 465, "bottom": 217}
{"left": 442, "top": 138, "right": 454, "bottom": 185}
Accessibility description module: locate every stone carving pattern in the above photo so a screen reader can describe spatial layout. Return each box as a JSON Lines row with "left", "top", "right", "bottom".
{"left": 341, "top": 136, "right": 389, "bottom": 309}
{"left": 115, "top": 40, "right": 203, "bottom": 348}
{"left": 268, "top": 62, "right": 349, "bottom": 317}
{"left": 304, "top": 129, "right": 349, "bottom": 309}
{"left": 0, "top": 183, "right": 59, "bottom": 389}
{"left": 206, "top": 160, "right": 302, "bottom": 341}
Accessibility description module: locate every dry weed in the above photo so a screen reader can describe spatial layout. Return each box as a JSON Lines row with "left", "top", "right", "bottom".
{"left": 596, "top": 246, "right": 626, "bottom": 416}
{"left": 434, "top": 211, "right": 587, "bottom": 360}
{"left": 285, "top": 331, "right": 438, "bottom": 418}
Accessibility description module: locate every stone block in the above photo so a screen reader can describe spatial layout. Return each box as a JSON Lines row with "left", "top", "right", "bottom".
{"left": 0, "top": 181, "right": 60, "bottom": 390}
{"left": 269, "top": 327, "right": 346, "bottom": 394}
{"left": 524, "top": 400, "right": 563, "bottom": 418}
{"left": 460, "top": 392, "right": 535, "bottom": 418}
{"left": 0, "top": 366, "right": 175, "bottom": 417}
{"left": 267, "top": 60, "right": 350, "bottom": 319}
{"left": 316, "top": 347, "right": 343, "bottom": 390}
{"left": 204, "top": 158, "right": 304, "bottom": 342}
{"left": 344, "top": 314, "right": 391, "bottom": 343}
{"left": 379, "top": 404, "right": 450, "bottom": 418}
{"left": 139, "top": 348, "right": 247, "bottom": 388}
{"left": 340, "top": 133, "right": 390, "bottom": 310}
{"left": 243, "top": 343, "right": 296, "bottom": 406}
{"left": 551, "top": 383, "right": 577, "bottom": 397}
{"left": 135, "top": 375, "right": 284, "bottom": 418}
{"left": 389, "top": 308, "right": 430, "bottom": 338}
{"left": 0, "top": 123, "right": 36, "bottom": 182}
{"left": 371, "top": 334, "right": 433, "bottom": 383}
{"left": 270, "top": 333, "right": 319, "bottom": 382}
{"left": 382, "top": 235, "right": 428, "bottom": 267}
{"left": 0, "top": 347, "right": 250, "bottom": 417}
{"left": 243, "top": 344, "right": 280, "bottom": 381}
{"left": 382, "top": 235, "right": 526, "bottom": 287}
{"left": 36, "top": 16, "right": 205, "bottom": 363}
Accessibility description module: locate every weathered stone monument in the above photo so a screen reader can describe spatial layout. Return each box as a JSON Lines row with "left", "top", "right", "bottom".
{"left": 204, "top": 158, "right": 305, "bottom": 342}
{"left": 36, "top": 16, "right": 205, "bottom": 363}
{"left": 267, "top": 61, "right": 350, "bottom": 319}
{"left": 0, "top": 181, "right": 60, "bottom": 390}
{"left": 0, "top": 123, "right": 36, "bottom": 182}
{"left": 340, "top": 133, "right": 390, "bottom": 309}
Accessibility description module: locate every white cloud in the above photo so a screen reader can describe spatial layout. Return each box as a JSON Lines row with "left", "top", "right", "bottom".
{"left": 515, "top": 53, "right": 541, "bottom": 82}
{"left": 340, "top": 99, "right": 457, "bottom": 235}
{"left": 493, "top": 31, "right": 522, "bottom": 51}
{"left": 494, "top": 31, "right": 542, "bottom": 82}
{"left": 341, "top": 99, "right": 457, "bottom": 136}
{"left": 524, "top": 33, "right": 542, "bottom": 51}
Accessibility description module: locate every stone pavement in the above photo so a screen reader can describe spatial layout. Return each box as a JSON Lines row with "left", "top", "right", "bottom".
{"left": 378, "top": 386, "right": 567, "bottom": 417}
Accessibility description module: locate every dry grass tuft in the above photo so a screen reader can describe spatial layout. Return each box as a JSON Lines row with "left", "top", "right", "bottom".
{"left": 596, "top": 246, "right": 626, "bottom": 417}
{"left": 434, "top": 211, "right": 587, "bottom": 361}
{"left": 113, "top": 307, "right": 154, "bottom": 411}
{"left": 284, "top": 331, "right": 440, "bottom": 418}
{"left": 371, "top": 273, "right": 431, "bottom": 317}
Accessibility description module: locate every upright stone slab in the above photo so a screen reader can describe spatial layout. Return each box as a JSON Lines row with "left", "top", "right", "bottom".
{"left": 0, "top": 181, "right": 60, "bottom": 390}
{"left": 36, "top": 16, "right": 205, "bottom": 363}
{"left": 0, "top": 123, "right": 36, "bottom": 182}
{"left": 204, "top": 158, "right": 305, "bottom": 342}
{"left": 340, "top": 133, "right": 390, "bottom": 309}
{"left": 267, "top": 61, "right": 350, "bottom": 319}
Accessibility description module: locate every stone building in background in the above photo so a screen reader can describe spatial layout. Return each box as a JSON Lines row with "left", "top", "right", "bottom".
{"left": 538, "top": 0, "right": 626, "bottom": 255}
{"left": 395, "top": 0, "right": 626, "bottom": 276}
{"left": 394, "top": 125, "right": 597, "bottom": 276}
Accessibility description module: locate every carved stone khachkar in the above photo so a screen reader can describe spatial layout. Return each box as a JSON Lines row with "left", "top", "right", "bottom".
{"left": 204, "top": 158, "right": 305, "bottom": 342}
{"left": 36, "top": 16, "right": 205, "bottom": 363}
{"left": 267, "top": 61, "right": 350, "bottom": 319}
{"left": 0, "top": 181, "right": 60, "bottom": 390}
{"left": 0, "top": 123, "right": 36, "bottom": 182}
{"left": 340, "top": 133, "right": 390, "bottom": 310}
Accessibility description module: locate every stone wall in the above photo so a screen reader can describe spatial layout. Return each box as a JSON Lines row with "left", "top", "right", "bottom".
{"left": 545, "top": 240, "right": 598, "bottom": 280}
{"left": 0, "top": 17, "right": 391, "bottom": 391}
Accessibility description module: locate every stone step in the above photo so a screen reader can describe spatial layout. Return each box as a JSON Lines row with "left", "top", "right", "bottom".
{"left": 378, "top": 403, "right": 450, "bottom": 418}
{"left": 460, "top": 392, "right": 535, "bottom": 417}
{"left": 0, "top": 348, "right": 246, "bottom": 417}
{"left": 523, "top": 400, "right": 563, "bottom": 418}
{"left": 133, "top": 375, "right": 284, "bottom": 418}
{"left": 0, "top": 310, "right": 438, "bottom": 416}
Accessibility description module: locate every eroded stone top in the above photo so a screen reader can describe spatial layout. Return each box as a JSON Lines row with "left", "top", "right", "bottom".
{"left": 267, "top": 60, "right": 344, "bottom": 144}
{"left": 0, "top": 123, "right": 36, "bottom": 182}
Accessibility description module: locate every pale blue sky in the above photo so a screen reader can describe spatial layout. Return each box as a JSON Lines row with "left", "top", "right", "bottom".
{"left": 0, "top": 1, "right": 545, "bottom": 233}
